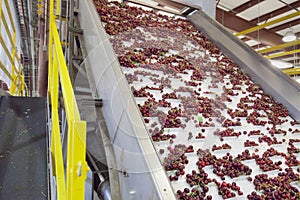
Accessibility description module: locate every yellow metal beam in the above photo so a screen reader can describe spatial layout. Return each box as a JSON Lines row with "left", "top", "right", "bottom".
{"left": 258, "top": 40, "right": 300, "bottom": 54}
{"left": 0, "top": 60, "right": 13, "bottom": 81}
{"left": 1, "top": 15, "right": 14, "bottom": 45}
{"left": 236, "top": 10, "right": 300, "bottom": 36}
{"left": 56, "top": 0, "right": 61, "bottom": 16}
{"left": 283, "top": 68, "right": 300, "bottom": 76}
{"left": 16, "top": 54, "right": 21, "bottom": 65}
{"left": 9, "top": 32, "right": 19, "bottom": 95}
{"left": 0, "top": 0, "right": 2, "bottom": 32}
{"left": 52, "top": 45, "right": 66, "bottom": 199}
{"left": 52, "top": 24, "right": 80, "bottom": 121}
{"left": 0, "top": 35, "right": 14, "bottom": 64}
{"left": 4, "top": 0, "right": 16, "bottom": 33}
{"left": 48, "top": 1, "right": 67, "bottom": 198}
{"left": 265, "top": 49, "right": 300, "bottom": 59}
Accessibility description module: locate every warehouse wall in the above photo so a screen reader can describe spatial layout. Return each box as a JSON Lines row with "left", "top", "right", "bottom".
{"left": 0, "top": 0, "right": 22, "bottom": 88}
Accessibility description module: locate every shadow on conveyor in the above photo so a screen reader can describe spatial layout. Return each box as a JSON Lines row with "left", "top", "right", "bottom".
{"left": 0, "top": 96, "right": 47, "bottom": 200}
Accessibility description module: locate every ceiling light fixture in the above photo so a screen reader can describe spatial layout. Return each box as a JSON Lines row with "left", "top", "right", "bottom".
{"left": 282, "top": 29, "right": 297, "bottom": 43}
{"left": 270, "top": 59, "right": 293, "bottom": 69}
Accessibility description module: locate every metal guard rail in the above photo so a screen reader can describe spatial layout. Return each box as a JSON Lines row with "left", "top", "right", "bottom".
{"left": 48, "top": 0, "right": 88, "bottom": 199}
{"left": 0, "top": 0, "right": 27, "bottom": 96}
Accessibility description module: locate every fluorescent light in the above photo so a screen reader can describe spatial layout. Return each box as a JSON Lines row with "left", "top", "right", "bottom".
{"left": 282, "top": 29, "right": 297, "bottom": 42}
{"left": 270, "top": 59, "right": 293, "bottom": 69}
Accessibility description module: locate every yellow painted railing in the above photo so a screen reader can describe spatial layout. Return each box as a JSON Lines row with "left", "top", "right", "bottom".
{"left": 265, "top": 48, "right": 300, "bottom": 59}
{"left": 236, "top": 10, "right": 300, "bottom": 36}
{"left": 283, "top": 68, "right": 300, "bottom": 76}
{"left": 48, "top": 0, "right": 88, "bottom": 199}
{"left": 0, "top": 0, "right": 27, "bottom": 96}
{"left": 258, "top": 40, "right": 300, "bottom": 54}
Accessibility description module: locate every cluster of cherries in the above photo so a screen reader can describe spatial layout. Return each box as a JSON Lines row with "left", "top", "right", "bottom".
{"left": 244, "top": 140, "right": 259, "bottom": 147}
{"left": 214, "top": 181, "right": 243, "bottom": 199}
{"left": 212, "top": 143, "right": 231, "bottom": 151}
{"left": 255, "top": 148, "right": 285, "bottom": 171}
{"left": 227, "top": 108, "right": 248, "bottom": 118}
{"left": 214, "top": 128, "right": 241, "bottom": 138}
{"left": 247, "top": 130, "right": 262, "bottom": 136}
{"left": 150, "top": 127, "right": 176, "bottom": 142}
{"left": 250, "top": 169, "right": 299, "bottom": 199}
{"left": 196, "top": 149, "right": 216, "bottom": 168}
{"left": 125, "top": 73, "right": 138, "bottom": 84}
{"left": 163, "top": 144, "right": 189, "bottom": 181}
{"left": 236, "top": 149, "right": 259, "bottom": 161}
{"left": 132, "top": 86, "right": 151, "bottom": 97}
{"left": 222, "top": 119, "right": 241, "bottom": 127}
{"left": 162, "top": 92, "right": 177, "bottom": 99}
{"left": 212, "top": 154, "right": 252, "bottom": 179}
{"left": 258, "top": 135, "right": 282, "bottom": 146}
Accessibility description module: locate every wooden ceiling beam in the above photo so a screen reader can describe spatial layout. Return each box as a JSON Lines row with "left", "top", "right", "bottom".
{"left": 250, "top": 1, "right": 300, "bottom": 24}
{"left": 233, "top": 0, "right": 266, "bottom": 13}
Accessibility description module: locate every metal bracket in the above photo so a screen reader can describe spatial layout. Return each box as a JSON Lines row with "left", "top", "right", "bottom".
{"left": 73, "top": 55, "right": 84, "bottom": 61}
{"left": 81, "top": 98, "right": 103, "bottom": 107}
{"left": 68, "top": 26, "right": 83, "bottom": 34}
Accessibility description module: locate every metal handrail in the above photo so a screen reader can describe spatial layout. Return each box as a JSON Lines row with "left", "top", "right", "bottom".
{"left": 0, "top": 0, "right": 27, "bottom": 96}
{"left": 48, "top": 0, "right": 88, "bottom": 199}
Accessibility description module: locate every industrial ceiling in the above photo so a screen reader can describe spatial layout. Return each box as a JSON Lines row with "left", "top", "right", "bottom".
{"left": 217, "top": 0, "right": 300, "bottom": 65}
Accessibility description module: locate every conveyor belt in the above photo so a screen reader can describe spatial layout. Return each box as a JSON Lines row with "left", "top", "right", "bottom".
{"left": 78, "top": 1, "right": 300, "bottom": 199}
{"left": 0, "top": 96, "right": 47, "bottom": 199}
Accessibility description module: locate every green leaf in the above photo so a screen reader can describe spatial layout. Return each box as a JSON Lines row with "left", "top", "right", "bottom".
{"left": 198, "top": 116, "right": 203, "bottom": 122}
